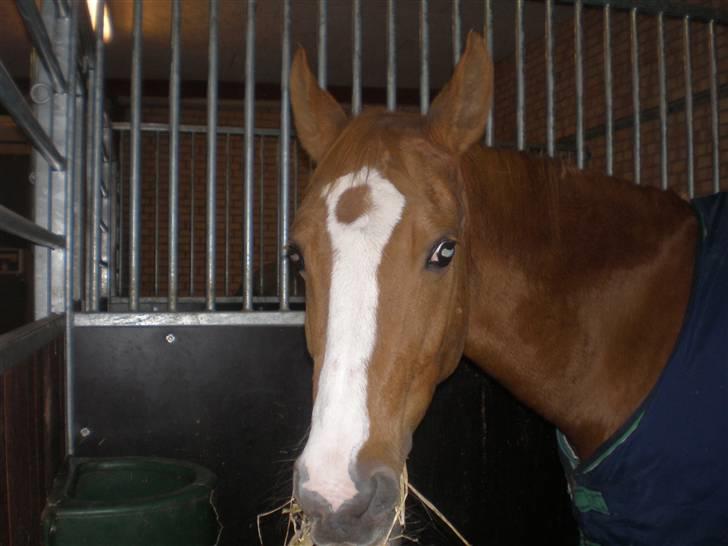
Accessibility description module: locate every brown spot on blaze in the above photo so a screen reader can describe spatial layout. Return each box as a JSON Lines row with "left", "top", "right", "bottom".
{"left": 336, "top": 184, "right": 371, "bottom": 224}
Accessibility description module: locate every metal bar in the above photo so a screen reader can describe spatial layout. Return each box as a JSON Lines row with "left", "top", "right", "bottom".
{"left": 224, "top": 134, "right": 231, "bottom": 296}
{"left": 112, "top": 122, "right": 282, "bottom": 137}
{"left": 243, "top": 0, "right": 257, "bottom": 310}
{"left": 484, "top": 0, "right": 493, "bottom": 146}
{"left": 206, "top": 0, "right": 219, "bottom": 311}
{"left": 560, "top": 0, "right": 728, "bottom": 25}
{"left": 516, "top": 0, "right": 525, "bottom": 151}
{"left": 154, "top": 131, "right": 160, "bottom": 297}
{"left": 16, "top": 0, "right": 67, "bottom": 92}
{"left": 279, "top": 0, "right": 291, "bottom": 310}
{"left": 0, "top": 62, "right": 65, "bottom": 171}
{"left": 168, "top": 0, "right": 181, "bottom": 310}
{"left": 419, "top": 0, "right": 429, "bottom": 115}
{"left": 64, "top": 0, "right": 79, "bottom": 453}
{"left": 118, "top": 134, "right": 125, "bottom": 295}
{"left": 657, "top": 11, "right": 668, "bottom": 190}
{"left": 630, "top": 8, "right": 640, "bottom": 184}
{"left": 709, "top": 19, "right": 720, "bottom": 194}
{"left": 318, "top": 0, "right": 327, "bottom": 88}
{"left": 351, "top": 0, "right": 362, "bottom": 115}
{"left": 74, "top": 312, "right": 304, "bottom": 328}
{"left": 386, "top": 0, "right": 396, "bottom": 111}
{"left": 452, "top": 0, "right": 461, "bottom": 66}
{"left": 683, "top": 16, "right": 694, "bottom": 198}
{"left": 54, "top": 0, "right": 69, "bottom": 17}
{"left": 604, "top": 4, "right": 613, "bottom": 176}
{"left": 0, "top": 314, "right": 65, "bottom": 374}
{"left": 292, "top": 141, "right": 299, "bottom": 297}
{"left": 575, "top": 0, "right": 584, "bottom": 169}
{"left": 89, "top": 0, "right": 105, "bottom": 311}
{"left": 259, "top": 136, "right": 265, "bottom": 296}
{"left": 129, "top": 0, "right": 143, "bottom": 310}
{"left": 0, "top": 203, "right": 65, "bottom": 248}
{"left": 189, "top": 132, "right": 196, "bottom": 296}
{"left": 545, "top": 0, "right": 555, "bottom": 157}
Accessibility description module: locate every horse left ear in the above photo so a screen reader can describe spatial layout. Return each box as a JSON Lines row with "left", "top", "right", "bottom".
{"left": 427, "top": 31, "right": 493, "bottom": 154}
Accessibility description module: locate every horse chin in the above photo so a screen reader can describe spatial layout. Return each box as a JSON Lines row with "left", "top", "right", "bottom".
{"left": 309, "top": 508, "right": 398, "bottom": 546}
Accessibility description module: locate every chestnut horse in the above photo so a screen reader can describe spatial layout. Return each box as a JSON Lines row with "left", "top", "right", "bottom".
{"left": 287, "top": 32, "right": 728, "bottom": 546}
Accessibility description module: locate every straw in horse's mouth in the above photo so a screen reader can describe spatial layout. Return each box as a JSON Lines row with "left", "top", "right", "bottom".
{"left": 256, "top": 466, "right": 471, "bottom": 546}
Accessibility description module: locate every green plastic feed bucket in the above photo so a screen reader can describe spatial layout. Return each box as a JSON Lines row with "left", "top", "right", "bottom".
{"left": 42, "top": 457, "right": 220, "bottom": 546}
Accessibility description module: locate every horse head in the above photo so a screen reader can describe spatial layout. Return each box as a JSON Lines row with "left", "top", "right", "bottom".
{"left": 288, "top": 32, "right": 493, "bottom": 546}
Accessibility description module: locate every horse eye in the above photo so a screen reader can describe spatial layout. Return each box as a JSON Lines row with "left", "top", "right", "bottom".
{"left": 286, "top": 244, "right": 305, "bottom": 272}
{"left": 427, "top": 240, "right": 456, "bottom": 269}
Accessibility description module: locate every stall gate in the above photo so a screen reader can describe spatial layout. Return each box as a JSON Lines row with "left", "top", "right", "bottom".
{"left": 0, "top": 1, "right": 726, "bottom": 545}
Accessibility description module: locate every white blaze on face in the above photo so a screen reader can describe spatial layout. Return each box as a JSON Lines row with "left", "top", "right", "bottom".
{"left": 299, "top": 167, "right": 406, "bottom": 512}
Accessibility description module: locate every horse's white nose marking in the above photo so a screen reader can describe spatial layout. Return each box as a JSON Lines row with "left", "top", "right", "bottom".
{"left": 299, "top": 167, "right": 405, "bottom": 512}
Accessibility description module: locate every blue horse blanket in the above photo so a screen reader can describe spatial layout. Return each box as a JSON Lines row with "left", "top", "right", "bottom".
{"left": 557, "top": 192, "right": 728, "bottom": 546}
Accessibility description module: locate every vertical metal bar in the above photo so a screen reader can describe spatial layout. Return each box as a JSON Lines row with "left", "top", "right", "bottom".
{"left": 168, "top": 0, "right": 181, "bottom": 310}
{"left": 545, "top": 0, "right": 554, "bottom": 157}
{"left": 484, "top": 0, "right": 493, "bottom": 146}
{"left": 575, "top": 0, "right": 584, "bottom": 169}
{"left": 89, "top": 0, "right": 105, "bottom": 311}
{"left": 84, "top": 70, "right": 94, "bottom": 310}
{"left": 683, "top": 16, "right": 694, "bottom": 198}
{"left": 318, "top": 0, "right": 327, "bottom": 88}
{"left": 709, "top": 19, "right": 720, "bottom": 194}
{"left": 118, "top": 132, "right": 124, "bottom": 295}
{"left": 351, "top": 0, "right": 362, "bottom": 115}
{"left": 64, "top": 0, "right": 79, "bottom": 454}
{"left": 224, "top": 133, "right": 231, "bottom": 296}
{"left": 630, "top": 8, "right": 640, "bottom": 184}
{"left": 129, "top": 0, "right": 143, "bottom": 310}
{"left": 243, "top": 0, "right": 256, "bottom": 310}
{"left": 206, "top": 0, "right": 219, "bottom": 311}
{"left": 516, "top": 0, "right": 525, "bottom": 151}
{"left": 419, "top": 0, "right": 429, "bottom": 115}
{"left": 657, "top": 11, "right": 668, "bottom": 191}
{"left": 154, "top": 131, "right": 160, "bottom": 296}
{"left": 386, "top": 0, "right": 396, "bottom": 111}
{"left": 292, "top": 140, "right": 299, "bottom": 297}
{"left": 258, "top": 136, "right": 265, "bottom": 297}
{"left": 189, "top": 132, "right": 196, "bottom": 296}
{"left": 604, "top": 5, "right": 613, "bottom": 176}
{"left": 279, "top": 0, "right": 291, "bottom": 310}
{"left": 452, "top": 0, "right": 461, "bottom": 66}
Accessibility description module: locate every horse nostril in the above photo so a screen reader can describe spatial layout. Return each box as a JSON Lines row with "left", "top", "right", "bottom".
{"left": 364, "top": 468, "right": 400, "bottom": 519}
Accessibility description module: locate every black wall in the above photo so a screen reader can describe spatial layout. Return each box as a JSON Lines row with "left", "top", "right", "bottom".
{"left": 75, "top": 325, "right": 577, "bottom": 545}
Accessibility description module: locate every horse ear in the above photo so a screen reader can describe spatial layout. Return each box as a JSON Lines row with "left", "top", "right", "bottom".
{"left": 290, "top": 47, "right": 347, "bottom": 162}
{"left": 427, "top": 31, "right": 493, "bottom": 154}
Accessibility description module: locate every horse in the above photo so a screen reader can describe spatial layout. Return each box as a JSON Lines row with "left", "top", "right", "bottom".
{"left": 286, "top": 31, "right": 728, "bottom": 546}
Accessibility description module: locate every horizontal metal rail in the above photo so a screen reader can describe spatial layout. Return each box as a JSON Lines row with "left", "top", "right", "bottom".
{"left": 16, "top": 0, "right": 67, "bottom": 93}
{"left": 74, "top": 312, "right": 305, "bottom": 327}
{"left": 0, "top": 61, "right": 65, "bottom": 171}
{"left": 0, "top": 203, "right": 65, "bottom": 248}
{"left": 0, "top": 314, "right": 65, "bottom": 373}
{"left": 111, "top": 121, "right": 283, "bottom": 137}
{"left": 556, "top": 0, "right": 728, "bottom": 25}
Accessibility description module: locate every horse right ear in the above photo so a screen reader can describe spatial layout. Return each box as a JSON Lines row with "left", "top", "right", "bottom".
{"left": 290, "top": 48, "right": 347, "bottom": 162}
{"left": 427, "top": 32, "right": 493, "bottom": 154}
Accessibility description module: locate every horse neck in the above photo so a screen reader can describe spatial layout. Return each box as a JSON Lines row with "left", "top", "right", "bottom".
{"left": 460, "top": 148, "right": 697, "bottom": 458}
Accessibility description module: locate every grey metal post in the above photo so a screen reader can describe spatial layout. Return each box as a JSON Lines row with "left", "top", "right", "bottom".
{"left": 630, "top": 8, "right": 640, "bottom": 184}
{"left": 189, "top": 132, "right": 196, "bottom": 296}
{"left": 206, "top": 0, "right": 219, "bottom": 311}
{"left": 224, "top": 134, "right": 231, "bottom": 296}
{"left": 118, "top": 133, "right": 124, "bottom": 294}
{"left": 545, "top": 0, "right": 554, "bottom": 157}
{"left": 351, "top": 0, "right": 362, "bottom": 115}
{"left": 259, "top": 136, "right": 265, "bottom": 297}
{"left": 129, "top": 0, "right": 143, "bottom": 310}
{"left": 419, "top": 0, "right": 429, "bottom": 115}
{"left": 168, "top": 0, "right": 181, "bottom": 310}
{"left": 386, "top": 0, "right": 396, "bottom": 111}
{"left": 243, "top": 0, "right": 257, "bottom": 310}
{"left": 516, "top": 0, "right": 525, "bottom": 151}
{"left": 452, "top": 0, "right": 461, "bottom": 66}
{"left": 154, "top": 131, "right": 160, "bottom": 297}
{"left": 575, "top": 0, "right": 584, "bottom": 169}
{"left": 484, "top": 0, "right": 493, "bottom": 146}
{"left": 683, "top": 16, "right": 694, "bottom": 198}
{"left": 279, "top": 0, "right": 291, "bottom": 310}
{"left": 318, "top": 0, "right": 327, "bottom": 88}
{"left": 603, "top": 5, "right": 613, "bottom": 176}
{"left": 16, "top": 0, "right": 67, "bottom": 93}
{"left": 709, "top": 20, "right": 720, "bottom": 194}
{"left": 657, "top": 12, "right": 668, "bottom": 190}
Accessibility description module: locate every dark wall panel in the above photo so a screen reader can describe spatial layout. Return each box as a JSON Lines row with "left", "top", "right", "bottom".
{"left": 75, "top": 325, "right": 576, "bottom": 545}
